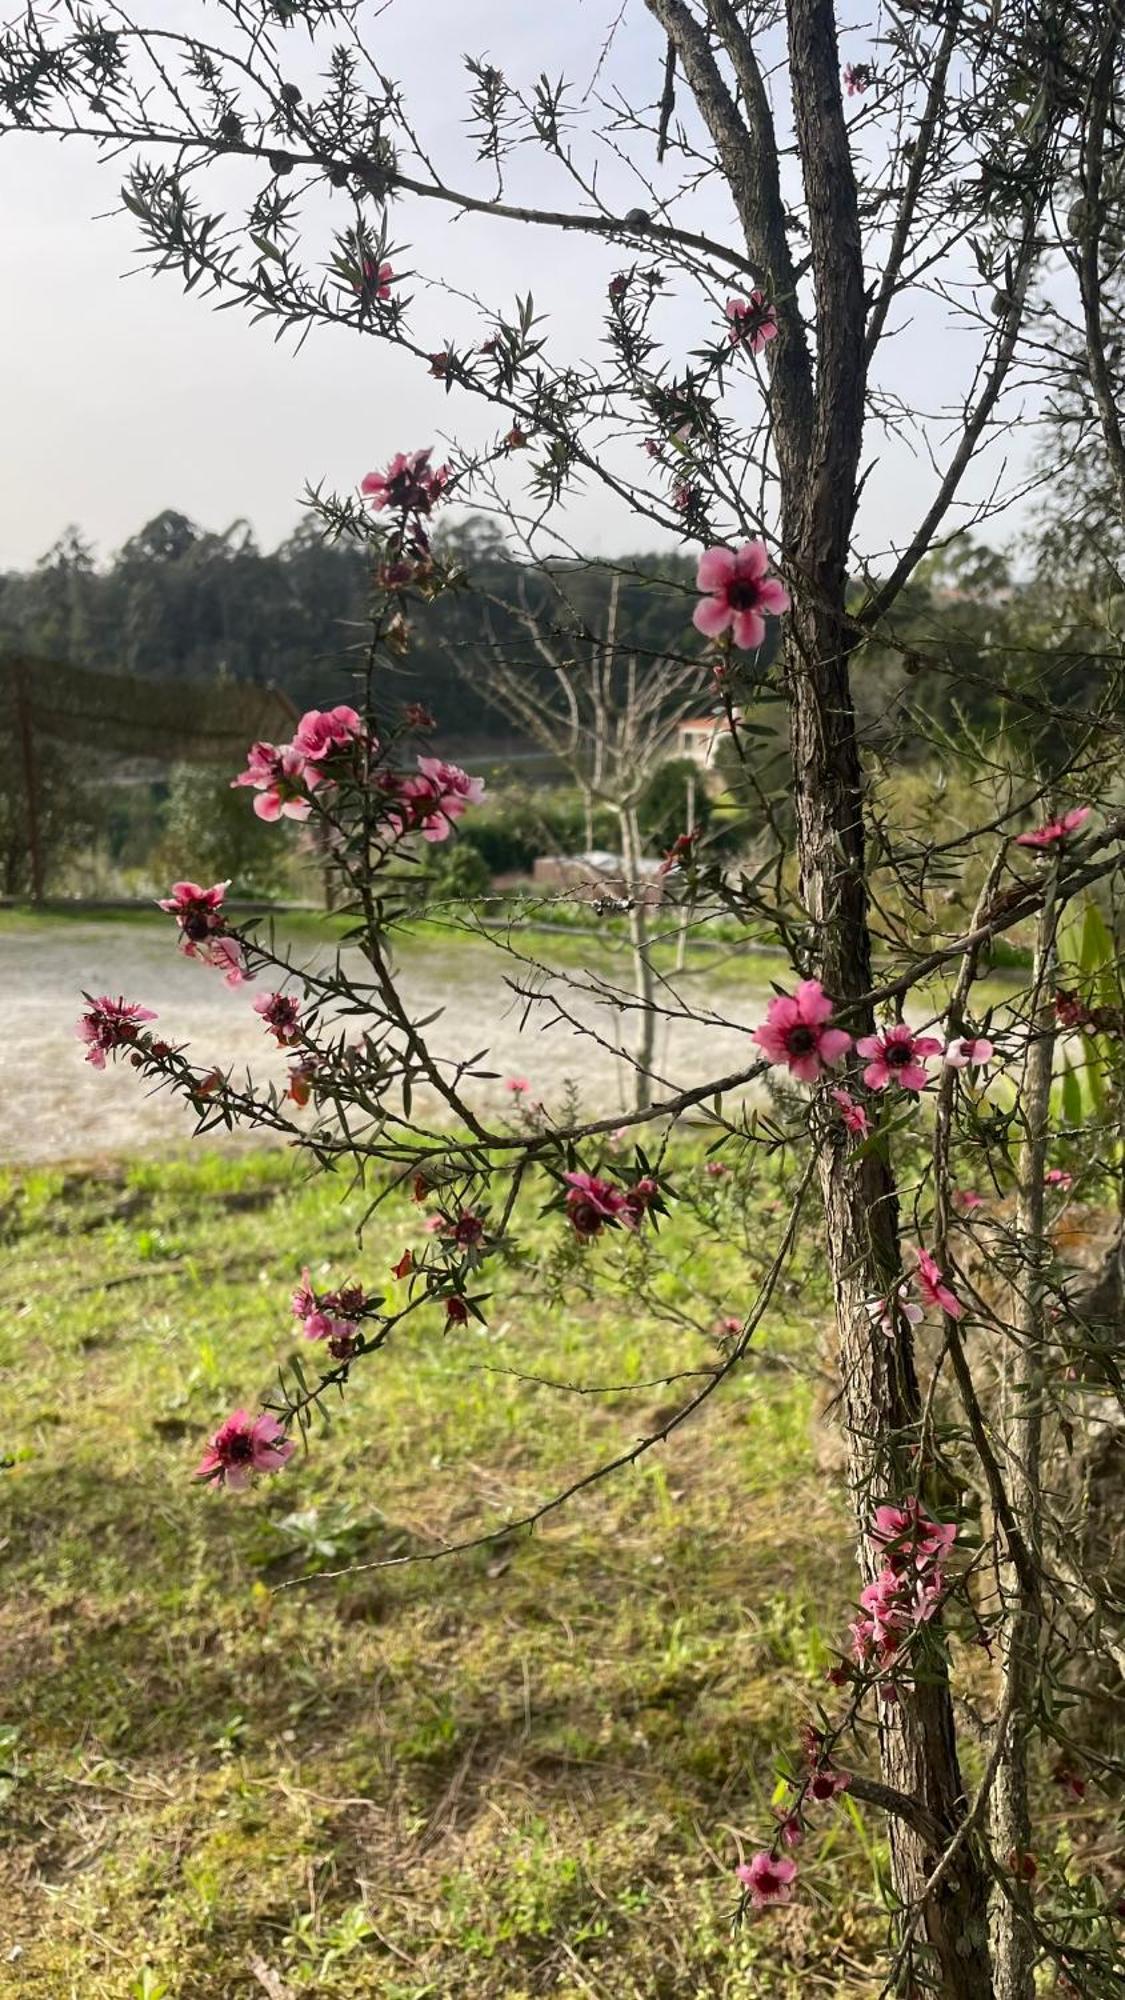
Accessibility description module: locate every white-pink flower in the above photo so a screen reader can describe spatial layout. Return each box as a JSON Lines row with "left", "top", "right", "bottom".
{"left": 725, "top": 292, "right": 779, "bottom": 355}
{"left": 692, "top": 543, "right": 790, "bottom": 651}
{"left": 751, "top": 979, "right": 852, "bottom": 1083}
{"left": 400, "top": 756, "right": 486, "bottom": 842}
{"left": 945, "top": 1036, "right": 995, "bottom": 1070}
{"left": 231, "top": 741, "right": 313, "bottom": 822}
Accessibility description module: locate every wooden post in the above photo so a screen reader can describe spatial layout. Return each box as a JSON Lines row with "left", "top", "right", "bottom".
{"left": 11, "top": 659, "right": 44, "bottom": 902}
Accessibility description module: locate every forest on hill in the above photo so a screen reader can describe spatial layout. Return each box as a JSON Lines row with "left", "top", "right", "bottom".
{"left": 2, "top": 505, "right": 1102, "bottom": 756}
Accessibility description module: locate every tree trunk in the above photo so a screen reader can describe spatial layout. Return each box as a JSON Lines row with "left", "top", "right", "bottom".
{"left": 780, "top": 1, "right": 995, "bottom": 1985}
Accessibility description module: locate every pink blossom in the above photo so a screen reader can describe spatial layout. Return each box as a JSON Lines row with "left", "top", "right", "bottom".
{"left": 1045, "top": 1167, "right": 1074, "bottom": 1191}
{"left": 253, "top": 991, "right": 303, "bottom": 1047}
{"left": 157, "top": 879, "right": 247, "bottom": 981}
{"left": 855, "top": 1022, "right": 943, "bottom": 1093}
{"left": 693, "top": 542, "right": 790, "bottom": 652}
{"left": 871, "top": 1499, "right": 957, "bottom": 1574}
{"left": 954, "top": 1189, "right": 986, "bottom": 1212}
{"left": 399, "top": 756, "right": 486, "bottom": 842}
{"left": 867, "top": 1284, "right": 924, "bottom": 1339}
{"left": 705, "top": 1159, "right": 730, "bottom": 1179}
{"left": 361, "top": 448, "right": 451, "bottom": 516}
{"left": 210, "top": 935, "right": 250, "bottom": 988}
{"left": 359, "top": 257, "right": 394, "bottom": 300}
{"left": 292, "top": 705, "right": 366, "bottom": 766}
{"left": 807, "top": 1765, "right": 851, "bottom": 1803}
{"left": 736, "top": 1851, "right": 797, "bottom": 1909}
{"left": 194, "top": 1408, "right": 294, "bottom": 1490}
{"left": 843, "top": 62, "right": 872, "bottom": 96}
{"left": 505, "top": 1077, "right": 530, "bottom": 1094}
{"left": 232, "top": 742, "right": 313, "bottom": 822}
{"left": 563, "top": 1170, "right": 627, "bottom": 1240}
{"left": 75, "top": 994, "right": 157, "bottom": 1069}
{"left": 915, "top": 1247, "right": 964, "bottom": 1319}
{"left": 1016, "top": 805, "right": 1091, "bottom": 849}
{"left": 751, "top": 979, "right": 852, "bottom": 1083}
{"left": 831, "top": 1086, "right": 870, "bottom": 1135}
{"left": 725, "top": 291, "right": 779, "bottom": 354}
{"left": 445, "top": 1294, "right": 470, "bottom": 1325}
{"left": 621, "top": 1175, "right": 660, "bottom": 1227}
{"left": 291, "top": 1268, "right": 317, "bottom": 1319}
{"left": 945, "top": 1036, "right": 995, "bottom": 1070}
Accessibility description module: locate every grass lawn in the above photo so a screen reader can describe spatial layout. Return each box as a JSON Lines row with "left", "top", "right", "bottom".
{"left": 0, "top": 1148, "right": 888, "bottom": 1999}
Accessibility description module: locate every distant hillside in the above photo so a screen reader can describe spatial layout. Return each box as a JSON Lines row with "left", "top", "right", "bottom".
{"left": 0, "top": 511, "right": 700, "bottom": 755}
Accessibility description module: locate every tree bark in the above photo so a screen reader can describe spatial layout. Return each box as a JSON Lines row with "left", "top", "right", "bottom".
{"left": 782, "top": 3, "right": 995, "bottom": 1990}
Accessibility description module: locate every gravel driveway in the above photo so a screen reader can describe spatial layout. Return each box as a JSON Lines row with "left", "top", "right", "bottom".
{"left": 0, "top": 920, "right": 768, "bottom": 1164}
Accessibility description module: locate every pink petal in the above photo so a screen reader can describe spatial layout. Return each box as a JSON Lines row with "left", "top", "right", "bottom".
{"left": 757, "top": 577, "right": 791, "bottom": 614}
{"left": 254, "top": 792, "right": 282, "bottom": 821}
{"left": 734, "top": 541, "right": 769, "bottom": 581}
{"left": 794, "top": 979, "right": 833, "bottom": 1026}
{"left": 693, "top": 595, "right": 733, "bottom": 637}
{"left": 696, "top": 547, "right": 737, "bottom": 592}
{"left": 788, "top": 1052, "right": 822, "bottom": 1084}
{"left": 731, "top": 609, "right": 766, "bottom": 650}
{"left": 818, "top": 1028, "right": 853, "bottom": 1064}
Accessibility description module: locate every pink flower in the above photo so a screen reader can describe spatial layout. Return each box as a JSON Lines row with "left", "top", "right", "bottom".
{"left": 194, "top": 1408, "right": 294, "bottom": 1490}
{"left": 505, "top": 1077, "right": 530, "bottom": 1094}
{"left": 705, "top": 1159, "right": 730, "bottom": 1178}
{"left": 725, "top": 291, "right": 779, "bottom": 354}
{"left": 843, "top": 62, "right": 872, "bottom": 96}
{"left": 399, "top": 756, "right": 486, "bottom": 842}
{"left": 871, "top": 1499, "right": 957, "bottom": 1573}
{"left": 954, "top": 1189, "right": 986, "bottom": 1212}
{"left": 563, "top": 1170, "right": 627, "bottom": 1240}
{"left": 1045, "top": 1166, "right": 1074, "bottom": 1191}
{"left": 867, "top": 1283, "right": 924, "bottom": 1339}
{"left": 915, "top": 1248, "right": 963, "bottom": 1319}
{"left": 291, "top": 1268, "right": 317, "bottom": 1319}
{"left": 693, "top": 542, "right": 790, "bottom": 652}
{"left": 807, "top": 1765, "right": 851, "bottom": 1803}
{"left": 292, "top": 705, "right": 366, "bottom": 766}
{"left": 751, "top": 979, "right": 852, "bottom": 1083}
{"left": 736, "top": 1851, "right": 797, "bottom": 1909}
{"left": 945, "top": 1036, "right": 995, "bottom": 1070}
{"left": 1016, "top": 805, "right": 1091, "bottom": 849}
{"left": 831, "top": 1086, "right": 870, "bottom": 1135}
{"left": 359, "top": 257, "right": 394, "bottom": 300}
{"left": 158, "top": 878, "right": 227, "bottom": 939}
{"left": 361, "top": 448, "right": 451, "bottom": 516}
{"left": 253, "top": 991, "right": 303, "bottom": 1047}
{"left": 855, "top": 1022, "right": 943, "bottom": 1093}
{"left": 621, "top": 1175, "right": 660, "bottom": 1227}
{"left": 75, "top": 994, "right": 157, "bottom": 1069}
{"left": 210, "top": 935, "right": 250, "bottom": 987}
{"left": 232, "top": 742, "right": 313, "bottom": 822}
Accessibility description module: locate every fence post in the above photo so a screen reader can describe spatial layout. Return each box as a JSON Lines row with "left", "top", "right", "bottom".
{"left": 12, "top": 658, "right": 44, "bottom": 902}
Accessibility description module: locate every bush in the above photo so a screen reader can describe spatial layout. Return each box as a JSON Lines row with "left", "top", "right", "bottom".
{"left": 158, "top": 764, "right": 299, "bottom": 900}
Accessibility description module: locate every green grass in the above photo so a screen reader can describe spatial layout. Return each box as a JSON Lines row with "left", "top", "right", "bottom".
{"left": 0, "top": 1149, "right": 886, "bottom": 1998}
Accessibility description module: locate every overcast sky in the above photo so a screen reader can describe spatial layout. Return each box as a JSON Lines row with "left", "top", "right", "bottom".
{"left": 0, "top": 0, "right": 1041, "bottom": 573}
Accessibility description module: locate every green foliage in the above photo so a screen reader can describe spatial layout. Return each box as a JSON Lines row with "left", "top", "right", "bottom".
{"left": 636, "top": 757, "right": 712, "bottom": 849}
{"left": 157, "top": 762, "right": 299, "bottom": 900}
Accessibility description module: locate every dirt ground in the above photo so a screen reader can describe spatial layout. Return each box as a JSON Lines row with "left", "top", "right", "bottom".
{"left": 0, "top": 920, "right": 768, "bottom": 1164}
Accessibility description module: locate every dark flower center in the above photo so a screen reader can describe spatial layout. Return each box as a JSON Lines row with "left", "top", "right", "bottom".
{"left": 785, "top": 1024, "right": 817, "bottom": 1054}
{"left": 726, "top": 578, "right": 763, "bottom": 612}
{"left": 885, "top": 1042, "right": 913, "bottom": 1065}
{"left": 223, "top": 1432, "right": 254, "bottom": 1463}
